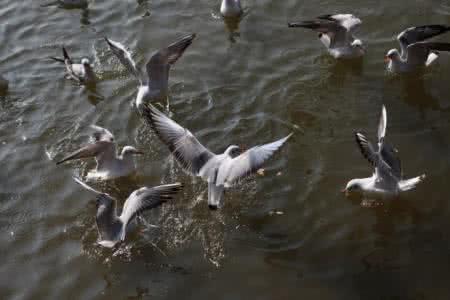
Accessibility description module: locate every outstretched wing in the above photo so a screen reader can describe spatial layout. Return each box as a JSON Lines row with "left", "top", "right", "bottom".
{"left": 288, "top": 18, "right": 349, "bottom": 48}
{"left": 145, "top": 34, "right": 196, "bottom": 89}
{"left": 56, "top": 141, "right": 113, "bottom": 165}
{"left": 105, "top": 37, "right": 142, "bottom": 84}
{"left": 407, "top": 42, "right": 450, "bottom": 65}
{"left": 317, "top": 14, "right": 362, "bottom": 31}
{"left": 90, "top": 125, "right": 115, "bottom": 143}
{"left": 217, "top": 133, "right": 293, "bottom": 187}
{"left": 398, "top": 25, "right": 450, "bottom": 56}
{"left": 141, "top": 104, "right": 214, "bottom": 175}
{"left": 119, "top": 183, "right": 183, "bottom": 227}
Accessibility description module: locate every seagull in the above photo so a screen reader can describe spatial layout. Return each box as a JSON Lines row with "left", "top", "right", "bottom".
{"left": 343, "top": 105, "right": 426, "bottom": 198}
{"left": 73, "top": 177, "right": 183, "bottom": 248}
{"left": 50, "top": 47, "right": 96, "bottom": 84}
{"left": 41, "top": 0, "right": 88, "bottom": 9}
{"left": 105, "top": 34, "right": 196, "bottom": 108}
{"left": 220, "top": 0, "right": 243, "bottom": 18}
{"left": 56, "top": 125, "right": 143, "bottom": 180}
{"left": 288, "top": 14, "right": 365, "bottom": 59}
{"left": 142, "top": 104, "right": 293, "bottom": 209}
{"left": 385, "top": 25, "right": 450, "bottom": 73}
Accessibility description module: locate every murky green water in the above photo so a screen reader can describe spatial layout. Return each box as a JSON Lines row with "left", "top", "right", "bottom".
{"left": 1, "top": 0, "right": 450, "bottom": 299}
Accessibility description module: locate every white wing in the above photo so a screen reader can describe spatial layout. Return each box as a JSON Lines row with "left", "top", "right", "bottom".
{"left": 105, "top": 37, "right": 142, "bottom": 84}
{"left": 216, "top": 133, "right": 292, "bottom": 187}
{"left": 142, "top": 104, "right": 215, "bottom": 175}
{"left": 119, "top": 183, "right": 183, "bottom": 227}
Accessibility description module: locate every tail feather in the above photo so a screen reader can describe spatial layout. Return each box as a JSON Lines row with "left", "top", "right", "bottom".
{"left": 399, "top": 174, "right": 426, "bottom": 191}
{"left": 208, "top": 182, "right": 224, "bottom": 210}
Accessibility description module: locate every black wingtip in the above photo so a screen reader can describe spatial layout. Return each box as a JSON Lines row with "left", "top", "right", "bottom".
{"left": 62, "top": 46, "right": 70, "bottom": 60}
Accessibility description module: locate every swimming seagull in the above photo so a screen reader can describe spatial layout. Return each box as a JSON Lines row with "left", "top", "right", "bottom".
{"left": 73, "top": 177, "right": 183, "bottom": 248}
{"left": 104, "top": 34, "right": 196, "bottom": 108}
{"left": 50, "top": 47, "right": 96, "bottom": 84}
{"left": 57, "top": 125, "right": 143, "bottom": 180}
{"left": 142, "top": 104, "right": 293, "bottom": 209}
{"left": 220, "top": 0, "right": 243, "bottom": 18}
{"left": 343, "top": 105, "right": 426, "bottom": 198}
{"left": 288, "top": 14, "right": 365, "bottom": 59}
{"left": 385, "top": 25, "right": 450, "bottom": 73}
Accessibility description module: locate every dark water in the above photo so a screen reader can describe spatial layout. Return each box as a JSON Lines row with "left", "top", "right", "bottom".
{"left": 2, "top": 0, "right": 450, "bottom": 299}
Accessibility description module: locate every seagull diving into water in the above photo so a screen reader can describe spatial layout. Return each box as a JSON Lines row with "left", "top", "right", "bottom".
{"left": 142, "top": 104, "right": 293, "bottom": 209}
{"left": 50, "top": 47, "right": 96, "bottom": 84}
{"left": 385, "top": 25, "right": 450, "bottom": 73}
{"left": 220, "top": 0, "right": 243, "bottom": 18}
{"left": 104, "top": 34, "right": 196, "bottom": 108}
{"left": 57, "top": 125, "right": 143, "bottom": 180}
{"left": 343, "top": 105, "right": 426, "bottom": 198}
{"left": 73, "top": 177, "right": 183, "bottom": 248}
{"left": 288, "top": 14, "right": 365, "bottom": 59}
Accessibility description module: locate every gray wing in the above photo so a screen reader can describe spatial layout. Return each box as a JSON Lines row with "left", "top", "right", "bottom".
{"left": 145, "top": 34, "right": 196, "bottom": 89}
{"left": 56, "top": 141, "right": 114, "bottom": 165}
{"left": 105, "top": 37, "right": 142, "bottom": 84}
{"left": 217, "top": 133, "right": 293, "bottom": 187}
{"left": 377, "top": 105, "right": 387, "bottom": 145}
{"left": 407, "top": 42, "right": 450, "bottom": 65}
{"left": 288, "top": 19, "right": 349, "bottom": 48}
{"left": 398, "top": 25, "right": 450, "bottom": 56}
{"left": 141, "top": 104, "right": 215, "bottom": 175}
{"left": 355, "top": 133, "right": 401, "bottom": 180}
{"left": 62, "top": 47, "right": 80, "bottom": 82}
{"left": 119, "top": 183, "right": 183, "bottom": 227}
{"left": 317, "top": 14, "right": 362, "bottom": 31}
{"left": 90, "top": 125, "right": 115, "bottom": 143}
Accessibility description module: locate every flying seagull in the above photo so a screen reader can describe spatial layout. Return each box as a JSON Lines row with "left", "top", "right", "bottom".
{"left": 343, "top": 105, "right": 426, "bottom": 198}
{"left": 104, "top": 34, "right": 196, "bottom": 108}
{"left": 73, "top": 177, "right": 183, "bottom": 248}
{"left": 50, "top": 47, "right": 96, "bottom": 84}
{"left": 385, "top": 25, "right": 450, "bottom": 73}
{"left": 142, "top": 104, "right": 293, "bottom": 209}
{"left": 288, "top": 14, "right": 365, "bottom": 59}
{"left": 220, "top": 0, "right": 243, "bottom": 18}
{"left": 56, "top": 125, "right": 143, "bottom": 180}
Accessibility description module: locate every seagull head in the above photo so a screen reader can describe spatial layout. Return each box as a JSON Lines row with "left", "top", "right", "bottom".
{"left": 385, "top": 49, "right": 400, "bottom": 63}
{"left": 224, "top": 145, "right": 241, "bottom": 157}
{"left": 121, "top": 146, "right": 144, "bottom": 158}
{"left": 352, "top": 39, "right": 365, "bottom": 49}
{"left": 81, "top": 58, "right": 91, "bottom": 66}
{"left": 342, "top": 179, "right": 364, "bottom": 196}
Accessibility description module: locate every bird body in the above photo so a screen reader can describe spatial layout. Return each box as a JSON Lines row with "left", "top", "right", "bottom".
{"left": 74, "top": 178, "right": 182, "bottom": 248}
{"left": 385, "top": 25, "right": 450, "bottom": 73}
{"left": 142, "top": 104, "right": 292, "bottom": 209}
{"left": 288, "top": 14, "right": 365, "bottom": 59}
{"left": 344, "top": 106, "right": 425, "bottom": 198}
{"left": 57, "top": 125, "right": 143, "bottom": 180}
{"left": 51, "top": 47, "right": 96, "bottom": 84}
{"left": 220, "top": 0, "right": 243, "bottom": 18}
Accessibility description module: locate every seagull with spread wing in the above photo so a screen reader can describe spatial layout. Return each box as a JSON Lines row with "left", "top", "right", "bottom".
{"left": 73, "top": 177, "right": 182, "bottom": 248}
{"left": 288, "top": 14, "right": 365, "bottom": 59}
{"left": 56, "top": 125, "right": 143, "bottom": 180}
{"left": 385, "top": 25, "right": 450, "bottom": 73}
{"left": 142, "top": 104, "right": 292, "bottom": 209}
{"left": 343, "top": 105, "right": 426, "bottom": 197}
{"left": 104, "top": 34, "right": 196, "bottom": 108}
{"left": 50, "top": 47, "right": 96, "bottom": 84}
